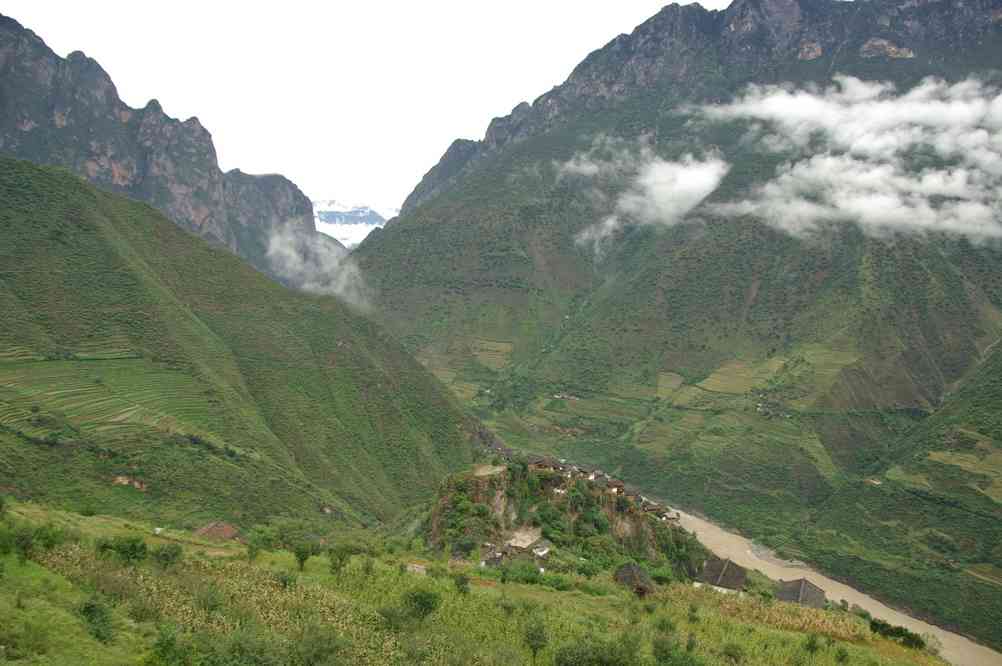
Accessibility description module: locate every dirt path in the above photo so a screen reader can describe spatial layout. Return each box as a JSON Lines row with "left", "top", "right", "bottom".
{"left": 676, "top": 510, "right": 1002, "bottom": 666}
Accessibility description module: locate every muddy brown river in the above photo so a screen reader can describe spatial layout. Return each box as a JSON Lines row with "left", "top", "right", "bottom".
{"left": 676, "top": 510, "right": 1002, "bottom": 666}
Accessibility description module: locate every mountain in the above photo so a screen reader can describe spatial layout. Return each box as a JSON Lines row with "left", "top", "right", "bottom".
{"left": 0, "top": 14, "right": 344, "bottom": 279}
{"left": 355, "top": 0, "right": 1002, "bottom": 649}
{"left": 313, "top": 199, "right": 390, "bottom": 248}
{"left": 0, "top": 156, "right": 478, "bottom": 526}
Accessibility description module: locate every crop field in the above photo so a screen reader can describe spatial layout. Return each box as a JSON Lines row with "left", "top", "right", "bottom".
{"left": 927, "top": 449, "right": 1002, "bottom": 502}
{"left": 0, "top": 358, "right": 214, "bottom": 440}
{"left": 0, "top": 501, "right": 949, "bottom": 666}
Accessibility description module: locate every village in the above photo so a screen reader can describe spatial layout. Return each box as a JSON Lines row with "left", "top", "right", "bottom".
{"left": 474, "top": 434, "right": 829, "bottom": 609}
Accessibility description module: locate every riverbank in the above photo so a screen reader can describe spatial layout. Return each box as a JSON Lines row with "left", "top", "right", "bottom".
{"left": 675, "top": 509, "right": 1002, "bottom": 666}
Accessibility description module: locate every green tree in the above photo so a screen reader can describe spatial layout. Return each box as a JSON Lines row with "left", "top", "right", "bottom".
{"left": 402, "top": 589, "right": 441, "bottom": 621}
{"left": 525, "top": 618, "right": 548, "bottom": 665}
{"left": 14, "top": 525, "right": 35, "bottom": 564}
{"left": 453, "top": 572, "right": 470, "bottom": 595}
{"left": 328, "top": 544, "right": 352, "bottom": 577}
{"left": 293, "top": 541, "right": 316, "bottom": 572}
{"left": 152, "top": 543, "right": 183, "bottom": 569}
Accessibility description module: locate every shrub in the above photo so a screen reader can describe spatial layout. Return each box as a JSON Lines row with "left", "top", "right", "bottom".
{"left": 655, "top": 615, "right": 676, "bottom": 635}
{"left": 0, "top": 494, "right": 6, "bottom": 517}
{"left": 128, "top": 597, "right": 162, "bottom": 623}
{"left": 274, "top": 571, "right": 298, "bottom": 590}
{"left": 293, "top": 623, "right": 344, "bottom": 666}
{"left": 195, "top": 584, "right": 224, "bottom": 613}
{"left": 835, "top": 646, "right": 850, "bottom": 663}
{"left": 525, "top": 618, "right": 548, "bottom": 665}
{"left": 14, "top": 525, "right": 35, "bottom": 563}
{"left": 378, "top": 605, "right": 409, "bottom": 632}
{"left": 328, "top": 544, "right": 352, "bottom": 576}
{"left": 402, "top": 589, "right": 441, "bottom": 621}
{"left": 453, "top": 572, "right": 471, "bottom": 594}
{"left": 653, "top": 636, "right": 706, "bottom": 666}
{"left": 804, "top": 634, "right": 820, "bottom": 654}
{"left": 553, "top": 633, "right": 641, "bottom": 666}
{"left": 152, "top": 543, "right": 183, "bottom": 569}
{"left": 79, "top": 597, "right": 114, "bottom": 643}
{"left": 97, "top": 535, "right": 147, "bottom": 565}
{"left": 722, "top": 643, "right": 745, "bottom": 663}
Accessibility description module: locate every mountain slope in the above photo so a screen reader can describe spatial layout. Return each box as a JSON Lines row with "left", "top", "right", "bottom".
{"left": 0, "top": 14, "right": 344, "bottom": 277}
{"left": 355, "top": 0, "right": 1002, "bottom": 649}
{"left": 0, "top": 157, "right": 476, "bottom": 526}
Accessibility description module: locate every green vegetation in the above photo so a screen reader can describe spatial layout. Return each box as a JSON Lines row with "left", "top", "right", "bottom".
{"left": 0, "top": 157, "right": 476, "bottom": 527}
{"left": 354, "top": 50, "right": 1002, "bottom": 647}
{"left": 0, "top": 499, "right": 946, "bottom": 665}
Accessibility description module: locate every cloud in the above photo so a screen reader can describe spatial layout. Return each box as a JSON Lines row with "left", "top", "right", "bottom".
{"left": 560, "top": 137, "right": 730, "bottom": 254}
{"left": 704, "top": 75, "right": 1002, "bottom": 238}
{"left": 266, "top": 226, "right": 371, "bottom": 309}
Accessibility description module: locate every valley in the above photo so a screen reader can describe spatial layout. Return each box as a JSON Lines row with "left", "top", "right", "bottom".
{"left": 2, "top": 0, "right": 1002, "bottom": 663}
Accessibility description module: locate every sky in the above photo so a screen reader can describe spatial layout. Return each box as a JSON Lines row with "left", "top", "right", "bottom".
{"left": 3, "top": 1, "right": 731, "bottom": 215}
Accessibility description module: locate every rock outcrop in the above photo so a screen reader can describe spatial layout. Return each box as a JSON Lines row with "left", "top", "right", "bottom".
{"left": 0, "top": 14, "right": 337, "bottom": 274}
{"left": 400, "top": 0, "right": 1002, "bottom": 213}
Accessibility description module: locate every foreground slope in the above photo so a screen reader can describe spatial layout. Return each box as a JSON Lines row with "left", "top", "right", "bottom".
{"left": 0, "top": 157, "right": 475, "bottom": 525}
{"left": 355, "top": 0, "right": 1002, "bottom": 648}
{"left": 0, "top": 498, "right": 950, "bottom": 666}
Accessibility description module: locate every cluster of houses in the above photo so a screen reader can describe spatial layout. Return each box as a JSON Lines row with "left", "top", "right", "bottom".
{"left": 478, "top": 433, "right": 684, "bottom": 526}
{"left": 475, "top": 438, "right": 829, "bottom": 610}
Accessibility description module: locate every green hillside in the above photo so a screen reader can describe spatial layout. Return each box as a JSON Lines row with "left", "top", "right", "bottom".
{"left": 0, "top": 157, "right": 475, "bottom": 527}
{"left": 353, "top": 0, "right": 1002, "bottom": 648}
{"left": 0, "top": 498, "right": 948, "bottom": 665}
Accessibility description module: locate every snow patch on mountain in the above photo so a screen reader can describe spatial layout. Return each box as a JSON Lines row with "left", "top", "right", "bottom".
{"left": 312, "top": 199, "right": 399, "bottom": 248}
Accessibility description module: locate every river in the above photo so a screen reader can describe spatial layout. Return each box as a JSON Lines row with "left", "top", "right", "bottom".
{"left": 675, "top": 509, "right": 1002, "bottom": 666}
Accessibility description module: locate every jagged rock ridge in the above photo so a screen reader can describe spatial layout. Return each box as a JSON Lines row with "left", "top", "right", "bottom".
{"left": 0, "top": 14, "right": 340, "bottom": 272}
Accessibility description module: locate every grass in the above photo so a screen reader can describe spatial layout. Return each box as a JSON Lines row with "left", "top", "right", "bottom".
{"left": 0, "top": 501, "right": 949, "bottom": 666}
{"left": 0, "top": 157, "right": 476, "bottom": 527}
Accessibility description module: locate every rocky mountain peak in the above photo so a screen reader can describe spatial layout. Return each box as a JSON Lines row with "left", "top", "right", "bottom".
{"left": 0, "top": 13, "right": 330, "bottom": 277}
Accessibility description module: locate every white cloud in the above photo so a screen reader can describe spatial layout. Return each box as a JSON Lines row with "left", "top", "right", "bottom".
{"left": 562, "top": 138, "right": 730, "bottom": 254}
{"left": 266, "top": 227, "right": 371, "bottom": 309}
{"left": 704, "top": 76, "right": 1002, "bottom": 238}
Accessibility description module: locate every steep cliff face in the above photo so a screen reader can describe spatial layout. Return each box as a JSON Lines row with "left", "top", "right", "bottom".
{"left": 402, "top": 0, "right": 1002, "bottom": 212}
{"left": 0, "top": 14, "right": 334, "bottom": 271}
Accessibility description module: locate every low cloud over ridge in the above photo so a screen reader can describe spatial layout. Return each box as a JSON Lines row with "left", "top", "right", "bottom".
{"left": 704, "top": 75, "right": 1002, "bottom": 238}
{"left": 561, "top": 137, "right": 730, "bottom": 254}
{"left": 266, "top": 226, "right": 371, "bottom": 310}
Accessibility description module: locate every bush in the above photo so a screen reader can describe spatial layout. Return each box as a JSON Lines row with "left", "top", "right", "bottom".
{"left": 127, "top": 597, "right": 162, "bottom": 623}
{"left": 293, "top": 623, "right": 344, "bottom": 666}
{"left": 14, "top": 525, "right": 35, "bottom": 563}
{"left": 653, "top": 637, "right": 705, "bottom": 666}
{"left": 274, "top": 571, "right": 297, "bottom": 590}
{"left": 328, "top": 544, "right": 352, "bottom": 576}
{"left": 722, "top": 643, "right": 745, "bottom": 663}
{"left": 402, "top": 589, "right": 441, "bottom": 621}
{"left": 377, "top": 605, "right": 409, "bottom": 632}
{"left": 79, "top": 597, "right": 114, "bottom": 642}
{"left": 293, "top": 541, "right": 317, "bottom": 571}
{"left": 152, "top": 543, "right": 183, "bottom": 569}
{"left": 195, "top": 584, "right": 224, "bottom": 613}
{"left": 453, "top": 572, "right": 470, "bottom": 594}
{"left": 525, "top": 618, "right": 548, "bottom": 664}
{"left": 97, "top": 535, "right": 147, "bottom": 565}
{"left": 804, "top": 634, "right": 820, "bottom": 654}
{"left": 554, "top": 633, "right": 641, "bottom": 666}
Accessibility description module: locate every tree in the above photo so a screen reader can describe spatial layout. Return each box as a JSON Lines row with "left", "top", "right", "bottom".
{"left": 328, "top": 544, "right": 352, "bottom": 577}
{"left": 293, "top": 542, "right": 316, "bottom": 572}
{"left": 525, "top": 618, "right": 548, "bottom": 665}
{"left": 0, "top": 494, "right": 6, "bottom": 518}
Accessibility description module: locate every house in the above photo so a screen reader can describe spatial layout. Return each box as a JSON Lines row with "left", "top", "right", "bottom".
{"left": 531, "top": 539, "right": 554, "bottom": 560}
{"left": 776, "top": 578, "right": 827, "bottom": 609}
{"left": 694, "top": 556, "right": 747, "bottom": 594}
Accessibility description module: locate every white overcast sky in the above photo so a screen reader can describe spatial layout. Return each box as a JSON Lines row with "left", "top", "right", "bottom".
{"left": 4, "top": 1, "right": 730, "bottom": 213}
